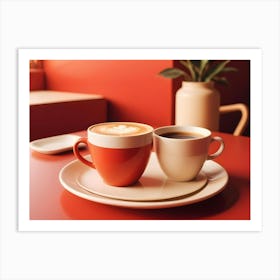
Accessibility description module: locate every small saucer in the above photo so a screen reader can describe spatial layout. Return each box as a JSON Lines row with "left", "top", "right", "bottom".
{"left": 30, "top": 134, "right": 84, "bottom": 154}
{"left": 59, "top": 153, "right": 229, "bottom": 209}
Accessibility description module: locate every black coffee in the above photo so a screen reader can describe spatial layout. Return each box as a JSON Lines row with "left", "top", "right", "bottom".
{"left": 161, "top": 132, "right": 202, "bottom": 139}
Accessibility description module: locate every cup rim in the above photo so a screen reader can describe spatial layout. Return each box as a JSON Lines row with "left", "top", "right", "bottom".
{"left": 153, "top": 125, "right": 211, "bottom": 140}
{"left": 87, "top": 122, "right": 153, "bottom": 149}
{"left": 88, "top": 122, "right": 154, "bottom": 138}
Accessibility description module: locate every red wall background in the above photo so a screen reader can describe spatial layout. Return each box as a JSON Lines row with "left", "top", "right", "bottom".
{"left": 31, "top": 60, "right": 250, "bottom": 135}
{"left": 43, "top": 60, "right": 173, "bottom": 129}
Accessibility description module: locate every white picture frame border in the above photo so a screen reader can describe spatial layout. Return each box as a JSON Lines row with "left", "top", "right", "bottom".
{"left": 18, "top": 48, "right": 262, "bottom": 232}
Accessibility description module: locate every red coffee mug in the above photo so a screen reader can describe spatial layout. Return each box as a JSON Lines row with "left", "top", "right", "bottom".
{"left": 73, "top": 122, "right": 153, "bottom": 187}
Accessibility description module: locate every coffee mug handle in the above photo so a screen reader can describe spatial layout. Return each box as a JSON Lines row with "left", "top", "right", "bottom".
{"left": 73, "top": 137, "right": 96, "bottom": 169}
{"left": 207, "top": 136, "right": 225, "bottom": 160}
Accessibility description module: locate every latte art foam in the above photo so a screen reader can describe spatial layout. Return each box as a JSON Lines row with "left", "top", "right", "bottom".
{"left": 92, "top": 122, "right": 151, "bottom": 136}
{"left": 99, "top": 124, "right": 140, "bottom": 135}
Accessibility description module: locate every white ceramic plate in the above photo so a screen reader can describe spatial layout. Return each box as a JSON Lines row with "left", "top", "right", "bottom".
{"left": 76, "top": 156, "right": 208, "bottom": 201}
{"left": 59, "top": 153, "right": 229, "bottom": 209}
{"left": 30, "top": 134, "right": 83, "bottom": 154}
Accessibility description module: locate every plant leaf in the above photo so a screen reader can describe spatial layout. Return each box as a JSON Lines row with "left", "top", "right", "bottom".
{"left": 179, "top": 60, "right": 189, "bottom": 70}
{"left": 199, "top": 60, "right": 209, "bottom": 81}
{"left": 212, "top": 76, "right": 229, "bottom": 86}
{"left": 190, "top": 60, "right": 200, "bottom": 80}
{"left": 158, "top": 68, "right": 189, "bottom": 80}
{"left": 220, "top": 67, "right": 238, "bottom": 73}
{"left": 204, "top": 60, "right": 231, "bottom": 82}
{"left": 179, "top": 60, "right": 197, "bottom": 80}
{"left": 200, "top": 60, "right": 208, "bottom": 72}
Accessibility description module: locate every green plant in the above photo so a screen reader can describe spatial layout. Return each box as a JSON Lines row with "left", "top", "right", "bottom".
{"left": 159, "top": 60, "right": 238, "bottom": 85}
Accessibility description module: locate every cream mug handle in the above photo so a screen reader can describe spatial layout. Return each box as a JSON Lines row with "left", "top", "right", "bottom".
{"left": 73, "top": 137, "right": 96, "bottom": 168}
{"left": 207, "top": 136, "right": 225, "bottom": 160}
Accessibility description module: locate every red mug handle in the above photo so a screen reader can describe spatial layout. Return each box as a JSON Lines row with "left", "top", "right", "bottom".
{"left": 73, "top": 137, "right": 95, "bottom": 168}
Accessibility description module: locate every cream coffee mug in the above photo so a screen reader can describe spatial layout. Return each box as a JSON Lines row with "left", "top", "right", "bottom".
{"left": 153, "top": 125, "right": 224, "bottom": 181}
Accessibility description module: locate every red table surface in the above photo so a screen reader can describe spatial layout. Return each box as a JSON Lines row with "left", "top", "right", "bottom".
{"left": 30, "top": 131, "right": 250, "bottom": 220}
